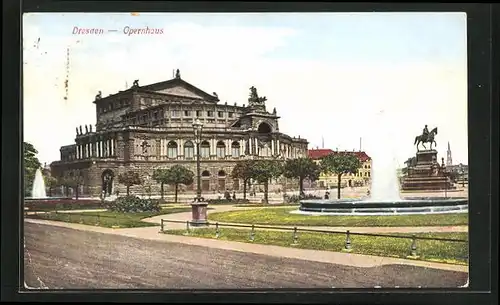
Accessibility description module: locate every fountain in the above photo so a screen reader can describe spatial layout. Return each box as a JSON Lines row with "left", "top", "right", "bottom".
{"left": 31, "top": 168, "right": 47, "bottom": 198}
{"left": 296, "top": 123, "right": 467, "bottom": 216}
{"left": 24, "top": 168, "right": 73, "bottom": 206}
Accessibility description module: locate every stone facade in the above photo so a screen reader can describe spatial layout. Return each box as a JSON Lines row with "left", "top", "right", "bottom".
{"left": 50, "top": 72, "right": 308, "bottom": 197}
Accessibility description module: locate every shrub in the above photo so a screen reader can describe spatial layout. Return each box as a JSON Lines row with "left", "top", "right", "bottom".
{"left": 283, "top": 194, "right": 322, "bottom": 203}
{"left": 206, "top": 199, "right": 250, "bottom": 205}
{"left": 24, "top": 199, "right": 103, "bottom": 211}
{"left": 104, "top": 195, "right": 161, "bottom": 213}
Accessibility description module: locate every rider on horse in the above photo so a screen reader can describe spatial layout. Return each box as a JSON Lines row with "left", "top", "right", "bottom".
{"left": 422, "top": 125, "right": 429, "bottom": 141}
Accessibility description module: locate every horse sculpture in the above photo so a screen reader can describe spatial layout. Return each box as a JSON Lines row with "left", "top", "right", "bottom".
{"left": 414, "top": 127, "right": 438, "bottom": 151}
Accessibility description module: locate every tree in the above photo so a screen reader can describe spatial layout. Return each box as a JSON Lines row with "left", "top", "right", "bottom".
{"left": 152, "top": 168, "right": 169, "bottom": 200}
{"left": 24, "top": 142, "right": 42, "bottom": 197}
{"left": 60, "top": 169, "right": 84, "bottom": 199}
{"left": 43, "top": 175, "right": 58, "bottom": 197}
{"left": 118, "top": 171, "right": 143, "bottom": 196}
{"left": 320, "top": 153, "right": 362, "bottom": 199}
{"left": 283, "top": 157, "right": 321, "bottom": 198}
{"left": 231, "top": 160, "right": 255, "bottom": 199}
{"left": 250, "top": 159, "right": 283, "bottom": 204}
{"left": 164, "top": 165, "right": 194, "bottom": 203}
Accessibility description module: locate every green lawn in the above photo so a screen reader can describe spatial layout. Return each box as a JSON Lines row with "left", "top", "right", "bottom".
{"left": 163, "top": 228, "right": 468, "bottom": 265}
{"left": 27, "top": 207, "right": 193, "bottom": 228}
{"left": 208, "top": 207, "right": 469, "bottom": 227}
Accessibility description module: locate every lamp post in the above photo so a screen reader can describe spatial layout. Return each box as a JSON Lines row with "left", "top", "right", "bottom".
{"left": 190, "top": 118, "right": 208, "bottom": 226}
{"left": 193, "top": 118, "right": 203, "bottom": 201}
{"left": 442, "top": 157, "right": 448, "bottom": 199}
{"left": 459, "top": 163, "right": 465, "bottom": 188}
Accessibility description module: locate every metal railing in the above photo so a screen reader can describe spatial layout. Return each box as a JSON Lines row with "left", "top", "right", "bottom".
{"left": 26, "top": 210, "right": 121, "bottom": 227}
{"left": 159, "top": 219, "right": 468, "bottom": 258}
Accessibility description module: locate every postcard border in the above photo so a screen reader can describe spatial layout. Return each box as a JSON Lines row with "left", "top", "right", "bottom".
{"left": 2, "top": 1, "right": 496, "bottom": 304}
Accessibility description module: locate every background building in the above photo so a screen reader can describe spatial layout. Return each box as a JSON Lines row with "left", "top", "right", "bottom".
{"left": 50, "top": 71, "right": 308, "bottom": 197}
{"left": 308, "top": 148, "right": 372, "bottom": 189}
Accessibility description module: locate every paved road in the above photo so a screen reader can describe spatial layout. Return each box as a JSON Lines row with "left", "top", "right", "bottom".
{"left": 24, "top": 223, "right": 467, "bottom": 289}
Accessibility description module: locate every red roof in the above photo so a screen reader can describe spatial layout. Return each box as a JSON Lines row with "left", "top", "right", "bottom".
{"left": 308, "top": 149, "right": 334, "bottom": 159}
{"left": 308, "top": 149, "right": 371, "bottom": 162}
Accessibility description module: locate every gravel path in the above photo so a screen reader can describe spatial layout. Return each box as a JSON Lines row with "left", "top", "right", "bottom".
{"left": 24, "top": 222, "right": 468, "bottom": 289}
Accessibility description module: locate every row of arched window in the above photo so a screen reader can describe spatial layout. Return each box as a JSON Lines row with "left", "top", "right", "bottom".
{"left": 166, "top": 140, "right": 241, "bottom": 159}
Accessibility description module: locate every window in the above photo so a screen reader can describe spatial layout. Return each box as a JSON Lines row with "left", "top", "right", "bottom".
{"left": 228, "top": 112, "right": 234, "bottom": 118}
{"left": 142, "top": 115, "right": 147, "bottom": 122}
{"left": 231, "top": 141, "right": 240, "bottom": 158}
{"left": 207, "top": 111, "right": 214, "bottom": 117}
{"left": 200, "top": 141, "right": 210, "bottom": 158}
{"left": 196, "top": 110, "right": 202, "bottom": 117}
{"left": 216, "top": 141, "right": 225, "bottom": 158}
{"left": 171, "top": 110, "right": 180, "bottom": 117}
{"left": 184, "top": 110, "right": 191, "bottom": 117}
{"left": 184, "top": 141, "right": 194, "bottom": 158}
{"left": 153, "top": 112, "right": 158, "bottom": 120}
{"left": 167, "top": 141, "right": 178, "bottom": 158}
{"left": 218, "top": 111, "right": 224, "bottom": 118}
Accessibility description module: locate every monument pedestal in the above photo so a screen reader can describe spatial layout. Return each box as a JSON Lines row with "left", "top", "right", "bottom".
{"left": 190, "top": 201, "right": 208, "bottom": 226}
{"left": 401, "top": 150, "right": 455, "bottom": 191}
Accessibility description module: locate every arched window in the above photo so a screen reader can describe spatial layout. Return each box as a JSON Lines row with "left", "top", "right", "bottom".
{"left": 200, "top": 141, "right": 210, "bottom": 158}
{"left": 202, "top": 170, "right": 211, "bottom": 177}
{"left": 184, "top": 141, "right": 194, "bottom": 158}
{"left": 216, "top": 141, "right": 225, "bottom": 158}
{"left": 231, "top": 141, "right": 240, "bottom": 158}
{"left": 167, "top": 141, "right": 178, "bottom": 158}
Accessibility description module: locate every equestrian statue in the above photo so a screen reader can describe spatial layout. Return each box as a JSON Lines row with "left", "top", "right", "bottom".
{"left": 414, "top": 124, "right": 438, "bottom": 151}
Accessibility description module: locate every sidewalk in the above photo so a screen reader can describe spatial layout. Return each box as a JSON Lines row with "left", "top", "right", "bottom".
{"left": 24, "top": 218, "right": 468, "bottom": 273}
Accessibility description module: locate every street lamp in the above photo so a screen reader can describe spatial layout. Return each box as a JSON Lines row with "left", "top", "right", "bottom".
{"left": 459, "top": 163, "right": 465, "bottom": 188}
{"left": 190, "top": 118, "right": 208, "bottom": 226}
{"left": 192, "top": 118, "right": 203, "bottom": 202}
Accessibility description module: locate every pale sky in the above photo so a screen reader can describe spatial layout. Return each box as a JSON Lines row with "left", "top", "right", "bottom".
{"left": 23, "top": 12, "right": 468, "bottom": 167}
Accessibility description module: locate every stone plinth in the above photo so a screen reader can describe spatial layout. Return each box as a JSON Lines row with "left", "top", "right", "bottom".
{"left": 402, "top": 150, "right": 455, "bottom": 191}
{"left": 190, "top": 202, "right": 208, "bottom": 226}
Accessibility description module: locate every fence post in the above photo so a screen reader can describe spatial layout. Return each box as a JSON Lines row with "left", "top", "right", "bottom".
{"left": 160, "top": 219, "right": 164, "bottom": 232}
{"left": 409, "top": 234, "right": 418, "bottom": 258}
{"left": 183, "top": 221, "right": 190, "bottom": 235}
{"left": 249, "top": 225, "right": 255, "bottom": 242}
{"left": 291, "top": 227, "right": 299, "bottom": 245}
{"left": 344, "top": 230, "right": 352, "bottom": 251}
{"left": 215, "top": 222, "right": 220, "bottom": 238}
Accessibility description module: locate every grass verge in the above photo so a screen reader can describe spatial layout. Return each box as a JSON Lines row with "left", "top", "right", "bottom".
{"left": 26, "top": 207, "right": 193, "bottom": 228}
{"left": 163, "top": 228, "right": 468, "bottom": 265}
{"left": 208, "top": 207, "right": 469, "bottom": 227}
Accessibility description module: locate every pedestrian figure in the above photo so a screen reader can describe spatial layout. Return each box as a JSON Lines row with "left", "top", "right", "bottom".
{"left": 232, "top": 191, "right": 236, "bottom": 200}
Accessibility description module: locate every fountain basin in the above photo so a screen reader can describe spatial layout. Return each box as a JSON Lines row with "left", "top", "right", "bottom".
{"left": 297, "top": 197, "right": 468, "bottom": 215}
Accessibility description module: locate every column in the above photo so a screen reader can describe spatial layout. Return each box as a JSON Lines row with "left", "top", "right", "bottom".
{"left": 271, "top": 139, "right": 275, "bottom": 156}
{"left": 76, "top": 145, "right": 80, "bottom": 159}
{"left": 98, "top": 141, "right": 102, "bottom": 157}
{"left": 102, "top": 139, "right": 107, "bottom": 157}
{"left": 276, "top": 139, "right": 280, "bottom": 155}
{"left": 113, "top": 138, "right": 116, "bottom": 156}
{"left": 225, "top": 139, "right": 231, "bottom": 157}
{"left": 210, "top": 138, "right": 215, "bottom": 156}
{"left": 179, "top": 139, "right": 184, "bottom": 157}
{"left": 177, "top": 138, "right": 182, "bottom": 158}
{"left": 109, "top": 138, "right": 113, "bottom": 156}
{"left": 239, "top": 139, "right": 245, "bottom": 156}
{"left": 254, "top": 138, "right": 258, "bottom": 156}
